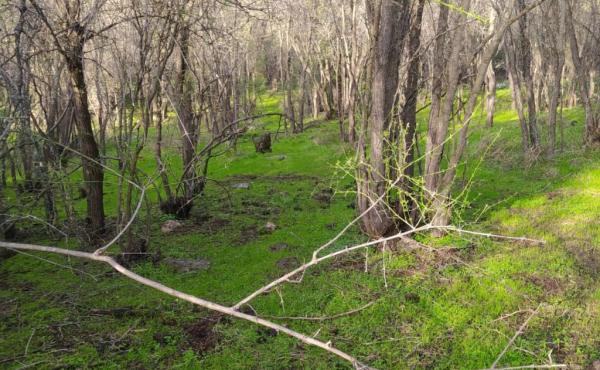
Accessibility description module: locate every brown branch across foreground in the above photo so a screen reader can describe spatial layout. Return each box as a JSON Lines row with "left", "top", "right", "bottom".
{"left": 0, "top": 241, "right": 372, "bottom": 370}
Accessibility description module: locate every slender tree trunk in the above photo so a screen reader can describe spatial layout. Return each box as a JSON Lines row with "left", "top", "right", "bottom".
{"left": 14, "top": 0, "right": 34, "bottom": 188}
{"left": 398, "top": 0, "right": 425, "bottom": 224}
{"left": 485, "top": 63, "right": 496, "bottom": 127}
{"left": 547, "top": 62, "right": 563, "bottom": 155}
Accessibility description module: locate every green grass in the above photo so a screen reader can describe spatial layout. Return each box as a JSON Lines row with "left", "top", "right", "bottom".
{"left": 1, "top": 89, "right": 599, "bottom": 369}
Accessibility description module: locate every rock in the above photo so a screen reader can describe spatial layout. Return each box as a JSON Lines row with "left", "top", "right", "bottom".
{"left": 232, "top": 182, "right": 250, "bottom": 189}
{"left": 269, "top": 243, "right": 289, "bottom": 252}
{"left": 263, "top": 222, "right": 277, "bottom": 233}
{"left": 277, "top": 155, "right": 287, "bottom": 161}
{"left": 276, "top": 256, "right": 300, "bottom": 270}
{"left": 592, "top": 360, "right": 600, "bottom": 370}
{"left": 164, "top": 258, "right": 210, "bottom": 273}
{"left": 161, "top": 220, "right": 183, "bottom": 234}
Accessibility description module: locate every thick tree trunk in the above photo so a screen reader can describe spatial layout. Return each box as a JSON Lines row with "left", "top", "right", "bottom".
{"left": 66, "top": 53, "right": 105, "bottom": 235}
{"left": 176, "top": 26, "right": 198, "bottom": 202}
{"left": 518, "top": 1, "right": 540, "bottom": 150}
{"left": 425, "top": 4, "right": 459, "bottom": 201}
{"left": 505, "top": 39, "right": 530, "bottom": 152}
{"left": 357, "top": 0, "right": 409, "bottom": 238}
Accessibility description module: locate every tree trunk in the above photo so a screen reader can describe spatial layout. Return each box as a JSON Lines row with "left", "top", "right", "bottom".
{"left": 485, "top": 63, "right": 496, "bottom": 127}
{"left": 176, "top": 26, "right": 198, "bottom": 202}
{"left": 14, "top": 0, "right": 35, "bottom": 188}
{"left": 563, "top": 1, "right": 600, "bottom": 144}
{"left": 396, "top": 0, "right": 425, "bottom": 223}
{"left": 66, "top": 52, "right": 105, "bottom": 235}
{"left": 357, "top": 0, "right": 409, "bottom": 238}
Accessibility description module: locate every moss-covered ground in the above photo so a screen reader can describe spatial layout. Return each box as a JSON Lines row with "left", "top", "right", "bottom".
{"left": 1, "top": 90, "right": 599, "bottom": 369}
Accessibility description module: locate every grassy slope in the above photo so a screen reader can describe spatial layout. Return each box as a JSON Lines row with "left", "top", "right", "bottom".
{"left": 0, "top": 90, "right": 599, "bottom": 369}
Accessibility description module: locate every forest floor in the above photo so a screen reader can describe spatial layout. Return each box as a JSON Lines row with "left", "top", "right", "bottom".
{"left": 1, "top": 90, "right": 599, "bottom": 369}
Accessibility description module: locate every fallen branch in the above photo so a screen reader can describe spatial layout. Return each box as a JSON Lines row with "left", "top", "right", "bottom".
{"left": 0, "top": 241, "right": 372, "bottom": 370}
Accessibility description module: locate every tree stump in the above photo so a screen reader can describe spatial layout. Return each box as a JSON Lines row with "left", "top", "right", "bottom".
{"left": 252, "top": 133, "right": 272, "bottom": 153}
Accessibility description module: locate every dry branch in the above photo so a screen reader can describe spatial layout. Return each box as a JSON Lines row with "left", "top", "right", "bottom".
{"left": 0, "top": 241, "right": 371, "bottom": 369}
{"left": 233, "top": 225, "right": 545, "bottom": 310}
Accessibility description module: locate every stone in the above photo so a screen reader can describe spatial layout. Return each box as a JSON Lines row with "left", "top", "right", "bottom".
{"left": 163, "top": 258, "right": 210, "bottom": 273}
{"left": 232, "top": 182, "right": 250, "bottom": 189}
{"left": 161, "top": 220, "right": 183, "bottom": 234}
{"left": 263, "top": 222, "right": 277, "bottom": 233}
{"left": 277, "top": 155, "right": 287, "bottom": 161}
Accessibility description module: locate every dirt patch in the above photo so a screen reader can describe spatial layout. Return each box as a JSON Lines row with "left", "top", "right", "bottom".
{"left": 313, "top": 188, "right": 334, "bottom": 208}
{"left": 238, "top": 225, "right": 259, "bottom": 245}
{"left": 190, "top": 215, "right": 231, "bottom": 233}
{"left": 516, "top": 273, "right": 565, "bottom": 295}
{"left": 328, "top": 254, "right": 364, "bottom": 272}
{"left": 276, "top": 256, "right": 301, "bottom": 271}
{"left": 256, "top": 327, "right": 278, "bottom": 343}
{"left": 185, "top": 314, "right": 222, "bottom": 355}
{"left": 566, "top": 239, "right": 600, "bottom": 278}
{"left": 239, "top": 200, "right": 279, "bottom": 218}
{"left": 546, "top": 189, "right": 579, "bottom": 200}
{"left": 206, "top": 218, "right": 231, "bottom": 232}
{"left": 163, "top": 258, "right": 210, "bottom": 273}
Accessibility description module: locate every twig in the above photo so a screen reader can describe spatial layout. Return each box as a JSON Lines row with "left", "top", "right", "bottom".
{"left": 441, "top": 226, "right": 545, "bottom": 246}
{"left": 490, "top": 309, "right": 534, "bottom": 323}
{"left": 490, "top": 304, "right": 541, "bottom": 369}
{"left": 24, "top": 328, "right": 36, "bottom": 356}
{"left": 481, "top": 365, "right": 567, "bottom": 370}
{"left": 264, "top": 301, "right": 375, "bottom": 322}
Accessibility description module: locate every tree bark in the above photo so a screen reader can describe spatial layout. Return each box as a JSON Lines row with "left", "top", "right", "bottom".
{"left": 67, "top": 59, "right": 105, "bottom": 234}
{"left": 563, "top": 0, "right": 600, "bottom": 144}
{"left": 357, "top": 0, "right": 410, "bottom": 238}
{"left": 485, "top": 63, "right": 496, "bottom": 128}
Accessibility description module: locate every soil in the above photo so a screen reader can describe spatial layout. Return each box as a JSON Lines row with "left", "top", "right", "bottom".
{"left": 185, "top": 314, "right": 223, "bottom": 355}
